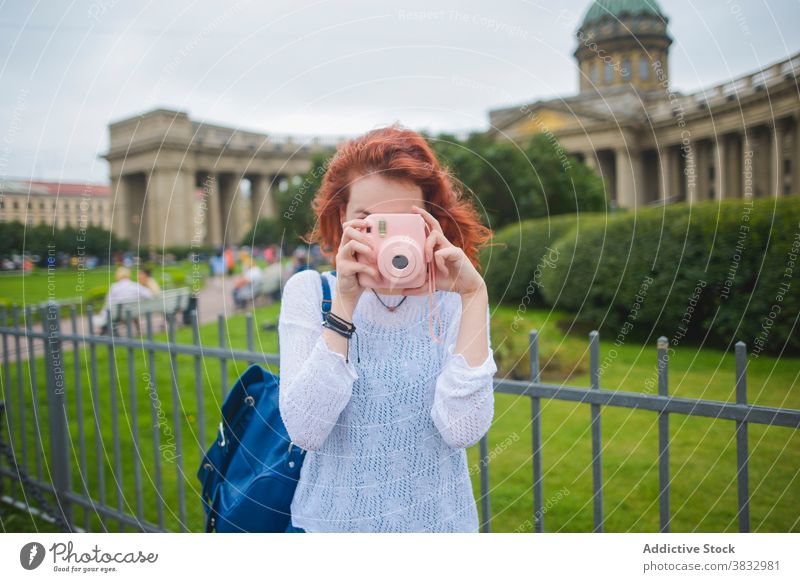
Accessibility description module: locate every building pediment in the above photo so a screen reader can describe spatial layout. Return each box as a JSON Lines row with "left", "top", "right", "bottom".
{"left": 489, "top": 97, "right": 637, "bottom": 142}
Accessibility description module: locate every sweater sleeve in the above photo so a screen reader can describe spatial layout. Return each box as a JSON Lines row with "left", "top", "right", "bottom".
{"left": 278, "top": 270, "right": 359, "bottom": 451}
{"left": 430, "top": 296, "right": 497, "bottom": 449}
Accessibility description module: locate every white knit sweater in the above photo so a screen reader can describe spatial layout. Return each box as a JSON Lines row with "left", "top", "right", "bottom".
{"left": 278, "top": 269, "right": 497, "bottom": 532}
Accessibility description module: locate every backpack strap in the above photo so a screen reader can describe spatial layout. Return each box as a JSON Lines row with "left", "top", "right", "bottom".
{"left": 320, "top": 270, "right": 333, "bottom": 315}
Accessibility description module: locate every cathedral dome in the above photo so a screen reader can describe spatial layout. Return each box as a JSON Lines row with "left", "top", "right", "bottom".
{"left": 575, "top": 0, "right": 672, "bottom": 92}
{"left": 581, "top": 0, "right": 667, "bottom": 27}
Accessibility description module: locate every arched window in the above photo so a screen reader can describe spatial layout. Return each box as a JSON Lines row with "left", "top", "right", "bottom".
{"left": 590, "top": 63, "right": 598, "bottom": 84}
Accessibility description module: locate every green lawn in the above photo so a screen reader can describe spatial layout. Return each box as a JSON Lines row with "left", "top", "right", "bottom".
{"left": 0, "top": 503, "right": 64, "bottom": 533}
{"left": 0, "top": 262, "right": 206, "bottom": 311}
{"left": 1, "top": 302, "right": 797, "bottom": 533}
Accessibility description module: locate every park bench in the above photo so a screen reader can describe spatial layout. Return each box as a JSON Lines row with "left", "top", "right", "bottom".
{"left": 105, "top": 287, "right": 194, "bottom": 335}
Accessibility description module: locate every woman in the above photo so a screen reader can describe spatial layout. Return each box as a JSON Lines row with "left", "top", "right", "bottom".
{"left": 138, "top": 267, "right": 161, "bottom": 296}
{"left": 278, "top": 124, "right": 497, "bottom": 533}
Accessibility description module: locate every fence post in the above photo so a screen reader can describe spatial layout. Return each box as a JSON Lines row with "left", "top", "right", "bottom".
{"left": 479, "top": 433, "right": 491, "bottom": 533}
{"left": 0, "top": 307, "right": 9, "bottom": 502}
{"left": 42, "top": 303, "right": 74, "bottom": 531}
{"left": 589, "top": 330, "right": 603, "bottom": 532}
{"left": 246, "top": 313, "right": 255, "bottom": 367}
{"left": 657, "top": 335, "right": 670, "bottom": 533}
{"left": 735, "top": 341, "right": 750, "bottom": 532}
{"left": 530, "top": 329, "right": 544, "bottom": 533}
{"left": 191, "top": 309, "right": 207, "bottom": 459}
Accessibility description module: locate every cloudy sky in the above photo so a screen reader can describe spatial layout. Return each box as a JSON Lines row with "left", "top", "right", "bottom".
{"left": 1, "top": 0, "right": 798, "bottom": 183}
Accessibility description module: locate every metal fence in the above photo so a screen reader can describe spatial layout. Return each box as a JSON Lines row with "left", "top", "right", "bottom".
{"left": 1, "top": 303, "right": 798, "bottom": 533}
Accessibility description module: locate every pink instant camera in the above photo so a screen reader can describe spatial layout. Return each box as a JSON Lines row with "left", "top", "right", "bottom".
{"left": 355, "top": 212, "right": 445, "bottom": 342}
{"left": 356, "top": 213, "right": 431, "bottom": 290}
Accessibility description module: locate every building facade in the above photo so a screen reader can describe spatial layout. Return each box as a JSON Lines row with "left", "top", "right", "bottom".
{"left": 488, "top": 0, "right": 800, "bottom": 208}
{"left": 0, "top": 179, "right": 111, "bottom": 229}
{"left": 102, "top": 109, "right": 343, "bottom": 249}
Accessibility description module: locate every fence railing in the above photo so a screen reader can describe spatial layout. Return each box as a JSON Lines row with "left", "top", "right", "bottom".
{"left": 1, "top": 303, "right": 798, "bottom": 533}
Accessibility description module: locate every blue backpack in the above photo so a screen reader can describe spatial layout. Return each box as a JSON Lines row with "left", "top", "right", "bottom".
{"left": 197, "top": 270, "right": 335, "bottom": 532}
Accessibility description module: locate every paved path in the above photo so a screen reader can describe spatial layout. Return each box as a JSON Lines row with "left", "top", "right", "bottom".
{"left": 195, "top": 274, "right": 237, "bottom": 324}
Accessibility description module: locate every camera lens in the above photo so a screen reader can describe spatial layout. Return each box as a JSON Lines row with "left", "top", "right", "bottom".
{"left": 392, "top": 254, "right": 409, "bottom": 269}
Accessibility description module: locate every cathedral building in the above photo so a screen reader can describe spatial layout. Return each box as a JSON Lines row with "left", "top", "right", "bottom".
{"left": 488, "top": 0, "right": 800, "bottom": 208}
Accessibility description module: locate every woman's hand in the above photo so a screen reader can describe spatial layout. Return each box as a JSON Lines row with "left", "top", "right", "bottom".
{"left": 403, "top": 204, "right": 486, "bottom": 297}
{"left": 334, "top": 218, "right": 380, "bottom": 310}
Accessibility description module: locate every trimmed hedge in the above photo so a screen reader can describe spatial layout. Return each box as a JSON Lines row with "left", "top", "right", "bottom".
{"left": 480, "top": 212, "right": 606, "bottom": 305}
{"left": 538, "top": 197, "right": 800, "bottom": 355}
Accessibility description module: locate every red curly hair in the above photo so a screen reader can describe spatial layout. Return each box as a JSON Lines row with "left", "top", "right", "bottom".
{"left": 303, "top": 124, "right": 493, "bottom": 270}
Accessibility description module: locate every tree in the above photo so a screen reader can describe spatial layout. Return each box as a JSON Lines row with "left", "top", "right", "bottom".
{"left": 0, "top": 221, "right": 128, "bottom": 264}
{"left": 267, "top": 130, "right": 608, "bottom": 245}
{"left": 429, "top": 132, "right": 607, "bottom": 230}
{"left": 0, "top": 220, "right": 25, "bottom": 254}
{"left": 272, "top": 151, "right": 329, "bottom": 246}
{"left": 241, "top": 217, "right": 281, "bottom": 247}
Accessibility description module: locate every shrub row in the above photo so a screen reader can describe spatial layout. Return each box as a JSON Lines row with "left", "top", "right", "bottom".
{"left": 482, "top": 198, "right": 800, "bottom": 355}
{"left": 480, "top": 212, "right": 606, "bottom": 306}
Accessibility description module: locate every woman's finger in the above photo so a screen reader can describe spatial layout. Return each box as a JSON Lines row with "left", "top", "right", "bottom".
{"left": 435, "top": 246, "right": 462, "bottom": 263}
{"left": 341, "top": 218, "right": 369, "bottom": 229}
{"left": 341, "top": 225, "right": 370, "bottom": 246}
{"left": 410, "top": 204, "right": 444, "bottom": 234}
{"left": 436, "top": 246, "right": 468, "bottom": 280}
{"left": 346, "top": 261, "right": 380, "bottom": 280}
{"left": 424, "top": 229, "right": 449, "bottom": 262}
{"left": 434, "top": 247, "right": 449, "bottom": 278}
{"left": 340, "top": 239, "right": 374, "bottom": 260}
{"left": 337, "top": 251, "right": 379, "bottom": 280}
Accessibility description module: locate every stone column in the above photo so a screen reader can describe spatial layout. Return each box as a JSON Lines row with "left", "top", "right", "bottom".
{"left": 793, "top": 115, "right": 800, "bottom": 196}
{"left": 144, "top": 170, "right": 163, "bottom": 248}
{"left": 219, "top": 174, "right": 245, "bottom": 245}
{"left": 711, "top": 135, "right": 729, "bottom": 200}
{"left": 203, "top": 172, "right": 223, "bottom": 248}
{"left": 110, "top": 174, "right": 129, "bottom": 241}
{"left": 614, "top": 147, "right": 642, "bottom": 209}
{"left": 175, "top": 167, "right": 196, "bottom": 246}
{"left": 146, "top": 167, "right": 197, "bottom": 248}
{"left": 771, "top": 120, "right": 786, "bottom": 197}
{"left": 677, "top": 145, "right": 687, "bottom": 201}
{"left": 250, "top": 173, "right": 276, "bottom": 220}
{"left": 658, "top": 146, "right": 671, "bottom": 203}
{"left": 684, "top": 141, "right": 699, "bottom": 204}
{"left": 741, "top": 131, "right": 754, "bottom": 199}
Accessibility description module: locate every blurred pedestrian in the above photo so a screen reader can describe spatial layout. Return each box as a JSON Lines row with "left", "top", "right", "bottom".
{"left": 138, "top": 267, "right": 161, "bottom": 295}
